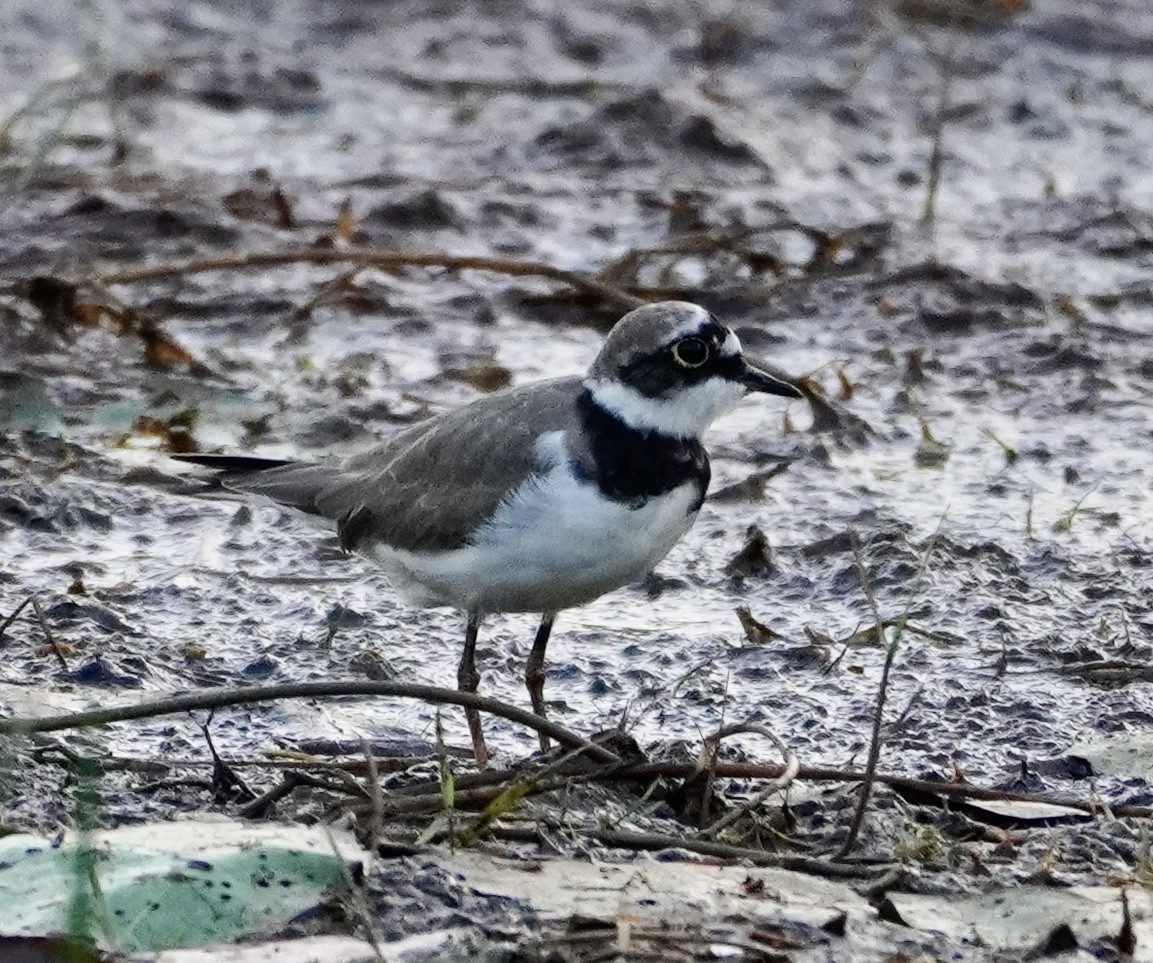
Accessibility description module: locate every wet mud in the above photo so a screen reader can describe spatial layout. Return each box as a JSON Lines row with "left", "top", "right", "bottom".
{"left": 3, "top": 0, "right": 1153, "bottom": 958}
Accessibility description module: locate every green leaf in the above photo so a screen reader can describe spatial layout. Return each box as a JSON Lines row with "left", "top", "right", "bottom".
{"left": 0, "top": 820, "right": 366, "bottom": 954}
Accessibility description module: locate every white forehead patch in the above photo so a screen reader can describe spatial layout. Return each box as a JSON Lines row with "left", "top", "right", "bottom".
{"left": 666, "top": 309, "right": 742, "bottom": 359}
{"left": 666, "top": 305, "right": 714, "bottom": 340}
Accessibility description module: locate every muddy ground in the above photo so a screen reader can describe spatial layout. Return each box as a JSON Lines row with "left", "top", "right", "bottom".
{"left": 2, "top": 0, "right": 1153, "bottom": 959}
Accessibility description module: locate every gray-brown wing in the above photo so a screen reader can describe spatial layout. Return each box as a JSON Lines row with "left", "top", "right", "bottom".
{"left": 313, "top": 377, "right": 583, "bottom": 553}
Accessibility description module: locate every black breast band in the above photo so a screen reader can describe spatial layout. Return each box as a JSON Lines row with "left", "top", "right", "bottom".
{"left": 574, "top": 389, "right": 709, "bottom": 512}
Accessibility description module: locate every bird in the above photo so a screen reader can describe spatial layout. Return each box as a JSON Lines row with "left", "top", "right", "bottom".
{"left": 176, "top": 300, "right": 801, "bottom": 766}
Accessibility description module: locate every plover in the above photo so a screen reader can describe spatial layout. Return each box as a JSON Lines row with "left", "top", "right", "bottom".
{"left": 178, "top": 301, "right": 800, "bottom": 765}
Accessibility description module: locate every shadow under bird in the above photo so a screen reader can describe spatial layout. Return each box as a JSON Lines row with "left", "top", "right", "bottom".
{"left": 177, "top": 301, "right": 801, "bottom": 766}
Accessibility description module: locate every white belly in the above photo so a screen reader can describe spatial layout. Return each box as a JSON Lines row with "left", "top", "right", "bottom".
{"left": 367, "top": 463, "right": 700, "bottom": 613}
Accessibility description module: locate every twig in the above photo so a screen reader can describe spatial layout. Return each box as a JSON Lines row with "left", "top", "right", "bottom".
{"left": 616, "top": 762, "right": 1153, "bottom": 820}
{"left": 30, "top": 746, "right": 422, "bottom": 775}
{"left": 0, "top": 597, "right": 34, "bottom": 643}
{"left": 890, "top": 685, "right": 925, "bottom": 734}
{"left": 433, "top": 709, "right": 456, "bottom": 849}
{"left": 453, "top": 737, "right": 619, "bottom": 846}
{"left": 881, "top": 620, "right": 955, "bottom": 645}
{"left": 490, "top": 824, "right": 886, "bottom": 880}
{"left": 696, "top": 724, "right": 799, "bottom": 841}
{"left": 200, "top": 713, "right": 255, "bottom": 802}
{"left": 349, "top": 772, "right": 591, "bottom": 820}
{"left": 692, "top": 686, "right": 730, "bottom": 825}
{"left": 234, "top": 773, "right": 302, "bottom": 818}
{"left": 856, "top": 865, "right": 905, "bottom": 898}
{"left": 0, "top": 75, "right": 85, "bottom": 153}
{"left": 836, "top": 533, "right": 899, "bottom": 858}
{"left": 235, "top": 770, "right": 360, "bottom": 819}
{"left": 31, "top": 596, "right": 69, "bottom": 673}
{"left": 1118, "top": 887, "right": 1136, "bottom": 956}
{"left": 0, "top": 680, "right": 621, "bottom": 764}
{"left": 285, "top": 267, "right": 365, "bottom": 337}
{"left": 361, "top": 738, "right": 385, "bottom": 853}
{"left": 85, "top": 247, "right": 641, "bottom": 312}
{"left": 920, "top": 34, "right": 959, "bottom": 227}
{"left": 837, "top": 522, "right": 944, "bottom": 859}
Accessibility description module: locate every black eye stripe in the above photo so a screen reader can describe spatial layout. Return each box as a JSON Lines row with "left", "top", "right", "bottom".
{"left": 618, "top": 319, "right": 737, "bottom": 397}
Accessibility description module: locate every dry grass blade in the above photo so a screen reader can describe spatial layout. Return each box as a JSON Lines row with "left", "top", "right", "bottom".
{"left": 323, "top": 827, "right": 386, "bottom": 963}
{"left": 452, "top": 739, "right": 613, "bottom": 846}
{"left": 835, "top": 532, "right": 892, "bottom": 859}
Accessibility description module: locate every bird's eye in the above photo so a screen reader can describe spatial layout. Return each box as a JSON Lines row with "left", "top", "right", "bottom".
{"left": 671, "top": 336, "right": 709, "bottom": 368}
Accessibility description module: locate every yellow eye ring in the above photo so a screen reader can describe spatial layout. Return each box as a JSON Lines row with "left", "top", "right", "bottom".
{"left": 671, "top": 336, "right": 710, "bottom": 368}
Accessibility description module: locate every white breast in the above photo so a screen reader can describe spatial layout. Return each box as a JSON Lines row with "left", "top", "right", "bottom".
{"left": 367, "top": 448, "right": 700, "bottom": 614}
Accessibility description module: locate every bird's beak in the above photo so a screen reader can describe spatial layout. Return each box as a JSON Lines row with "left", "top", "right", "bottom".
{"left": 740, "top": 361, "right": 803, "bottom": 398}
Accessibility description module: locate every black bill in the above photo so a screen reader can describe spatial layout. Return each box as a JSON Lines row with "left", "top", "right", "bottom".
{"left": 740, "top": 361, "right": 803, "bottom": 398}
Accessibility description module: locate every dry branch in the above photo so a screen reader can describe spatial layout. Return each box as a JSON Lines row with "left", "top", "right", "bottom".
{"left": 86, "top": 247, "right": 641, "bottom": 312}
{"left": 0, "top": 680, "right": 621, "bottom": 764}
{"left": 490, "top": 824, "right": 887, "bottom": 880}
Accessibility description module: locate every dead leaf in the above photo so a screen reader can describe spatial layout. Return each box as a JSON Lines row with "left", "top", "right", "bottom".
{"left": 138, "top": 326, "right": 200, "bottom": 372}
{"left": 335, "top": 197, "right": 356, "bottom": 242}
{"left": 724, "top": 524, "right": 776, "bottom": 578}
{"left": 443, "top": 362, "right": 513, "bottom": 393}
{"left": 711, "top": 462, "right": 791, "bottom": 503}
{"left": 735, "top": 606, "right": 777, "bottom": 644}
{"left": 914, "top": 420, "right": 951, "bottom": 468}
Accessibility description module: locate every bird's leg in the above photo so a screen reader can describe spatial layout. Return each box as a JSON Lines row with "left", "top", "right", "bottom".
{"left": 458, "top": 611, "right": 488, "bottom": 768}
{"left": 526, "top": 612, "right": 556, "bottom": 752}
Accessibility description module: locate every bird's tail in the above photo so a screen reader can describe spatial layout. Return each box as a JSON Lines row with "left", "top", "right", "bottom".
{"left": 173, "top": 454, "right": 340, "bottom": 516}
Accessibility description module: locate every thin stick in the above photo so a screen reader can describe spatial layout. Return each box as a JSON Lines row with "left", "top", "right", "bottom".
{"left": 361, "top": 738, "right": 384, "bottom": 854}
{"left": 836, "top": 534, "right": 894, "bottom": 858}
{"left": 0, "top": 597, "right": 34, "bottom": 643}
{"left": 0, "top": 680, "right": 620, "bottom": 764}
{"left": 696, "top": 724, "right": 799, "bottom": 841}
{"left": 452, "top": 737, "right": 615, "bottom": 846}
{"left": 335, "top": 757, "right": 1153, "bottom": 823}
{"left": 490, "top": 824, "right": 886, "bottom": 880}
{"left": 30, "top": 596, "right": 70, "bottom": 673}
{"left": 235, "top": 772, "right": 303, "bottom": 819}
{"left": 24, "top": 723, "right": 1143, "bottom": 824}
{"left": 920, "top": 34, "right": 959, "bottom": 227}
{"left": 324, "top": 827, "right": 386, "bottom": 963}
{"left": 86, "top": 247, "right": 641, "bottom": 312}
{"left": 626, "top": 762, "right": 1150, "bottom": 818}
{"left": 837, "top": 522, "right": 943, "bottom": 859}
{"left": 235, "top": 771, "right": 358, "bottom": 819}
{"left": 856, "top": 865, "right": 906, "bottom": 898}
